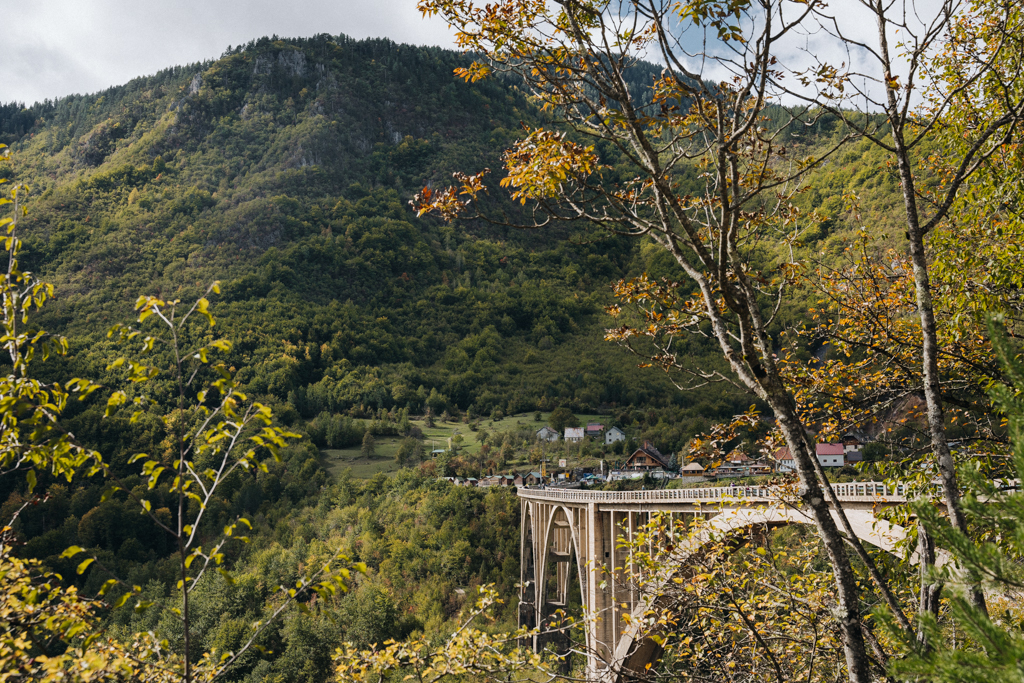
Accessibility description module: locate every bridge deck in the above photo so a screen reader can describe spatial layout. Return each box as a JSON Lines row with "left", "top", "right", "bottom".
{"left": 518, "top": 481, "right": 906, "bottom": 505}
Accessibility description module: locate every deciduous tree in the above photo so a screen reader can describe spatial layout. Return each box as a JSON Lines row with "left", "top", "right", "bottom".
{"left": 412, "top": 1, "right": 896, "bottom": 677}
{"left": 548, "top": 407, "right": 579, "bottom": 433}
{"left": 789, "top": 0, "right": 1024, "bottom": 615}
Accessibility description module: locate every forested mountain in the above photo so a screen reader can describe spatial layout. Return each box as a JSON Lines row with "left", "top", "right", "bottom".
{"left": 0, "top": 37, "right": 759, "bottom": 680}
{"left": 2, "top": 34, "right": 751, "bottom": 440}
{"left": 0, "top": 27, "right": 982, "bottom": 683}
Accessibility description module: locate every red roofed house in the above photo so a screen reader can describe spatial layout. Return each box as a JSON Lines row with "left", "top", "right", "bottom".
{"left": 715, "top": 451, "right": 751, "bottom": 477}
{"left": 774, "top": 447, "right": 796, "bottom": 473}
{"left": 816, "top": 443, "right": 845, "bottom": 468}
{"left": 775, "top": 444, "right": 844, "bottom": 470}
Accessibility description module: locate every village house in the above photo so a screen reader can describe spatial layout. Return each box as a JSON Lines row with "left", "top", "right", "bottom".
{"left": 774, "top": 447, "right": 796, "bottom": 473}
{"left": 715, "top": 451, "right": 774, "bottom": 478}
{"left": 564, "top": 427, "right": 584, "bottom": 443}
{"left": 622, "top": 441, "right": 670, "bottom": 471}
{"left": 773, "top": 444, "right": 847, "bottom": 470}
{"left": 842, "top": 433, "right": 865, "bottom": 453}
{"left": 536, "top": 426, "right": 560, "bottom": 442}
{"left": 605, "top": 426, "right": 626, "bottom": 445}
{"left": 715, "top": 451, "right": 751, "bottom": 478}
{"left": 585, "top": 423, "right": 604, "bottom": 438}
{"left": 478, "top": 474, "right": 515, "bottom": 487}
{"left": 522, "top": 471, "right": 545, "bottom": 486}
{"left": 842, "top": 433, "right": 867, "bottom": 464}
{"left": 816, "top": 443, "right": 845, "bottom": 467}
{"left": 680, "top": 462, "right": 706, "bottom": 477}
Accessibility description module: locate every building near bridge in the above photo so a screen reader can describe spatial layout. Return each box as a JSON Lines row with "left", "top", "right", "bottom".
{"left": 816, "top": 443, "right": 845, "bottom": 467}
{"left": 774, "top": 447, "right": 796, "bottom": 473}
{"left": 773, "top": 443, "right": 846, "bottom": 470}
{"left": 605, "top": 426, "right": 626, "bottom": 445}
{"left": 522, "top": 471, "right": 545, "bottom": 486}
{"left": 680, "top": 462, "right": 706, "bottom": 477}
{"left": 536, "top": 426, "right": 559, "bottom": 442}
{"left": 479, "top": 474, "right": 516, "bottom": 487}
{"left": 622, "top": 441, "right": 670, "bottom": 471}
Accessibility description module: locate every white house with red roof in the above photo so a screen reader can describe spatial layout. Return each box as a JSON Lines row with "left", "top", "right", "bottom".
{"left": 774, "top": 443, "right": 845, "bottom": 471}
{"left": 816, "top": 443, "right": 845, "bottom": 467}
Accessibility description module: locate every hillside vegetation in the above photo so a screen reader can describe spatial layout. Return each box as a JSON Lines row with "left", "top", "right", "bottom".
{"left": 0, "top": 31, "right": 923, "bottom": 683}
{"left": 2, "top": 34, "right": 760, "bottom": 449}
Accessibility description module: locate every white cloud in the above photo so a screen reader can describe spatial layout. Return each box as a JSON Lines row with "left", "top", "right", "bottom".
{"left": 3, "top": 0, "right": 459, "bottom": 105}
{"left": 2, "top": 0, "right": 954, "bottom": 111}
{"left": 612, "top": 0, "right": 951, "bottom": 109}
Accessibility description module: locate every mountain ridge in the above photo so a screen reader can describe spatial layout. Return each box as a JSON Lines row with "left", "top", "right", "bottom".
{"left": 2, "top": 33, "right": 748, "bottom": 461}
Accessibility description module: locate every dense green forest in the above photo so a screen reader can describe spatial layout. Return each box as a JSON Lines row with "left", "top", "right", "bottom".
{"left": 2, "top": 34, "right": 757, "bottom": 433}
{"left": 0, "top": 31, "right": 922, "bottom": 683}
{"left": 0, "top": 34, "right": 754, "bottom": 681}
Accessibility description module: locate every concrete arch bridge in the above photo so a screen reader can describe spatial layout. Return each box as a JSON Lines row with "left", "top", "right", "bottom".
{"left": 518, "top": 482, "right": 911, "bottom": 681}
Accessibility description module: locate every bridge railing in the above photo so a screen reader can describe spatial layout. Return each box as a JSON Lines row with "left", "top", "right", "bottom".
{"left": 517, "top": 481, "right": 906, "bottom": 504}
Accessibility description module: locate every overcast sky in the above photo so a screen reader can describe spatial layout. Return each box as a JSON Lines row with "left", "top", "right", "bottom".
{"left": 3, "top": 1, "right": 934, "bottom": 111}
{"left": 3, "top": 0, "right": 459, "bottom": 106}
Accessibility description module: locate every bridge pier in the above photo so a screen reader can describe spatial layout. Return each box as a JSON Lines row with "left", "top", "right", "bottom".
{"left": 584, "top": 503, "right": 612, "bottom": 678}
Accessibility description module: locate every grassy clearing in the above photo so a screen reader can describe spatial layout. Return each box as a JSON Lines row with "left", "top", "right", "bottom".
{"left": 321, "top": 436, "right": 405, "bottom": 479}
{"left": 320, "top": 412, "right": 620, "bottom": 479}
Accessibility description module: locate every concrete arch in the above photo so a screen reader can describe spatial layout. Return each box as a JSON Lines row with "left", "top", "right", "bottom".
{"left": 517, "top": 484, "right": 915, "bottom": 681}
{"left": 519, "top": 500, "right": 595, "bottom": 661}
{"left": 519, "top": 502, "right": 537, "bottom": 630}
{"left": 535, "top": 504, "right": 587, "bottom": 629}
{"left": 608, "top": 504, "right": 911, "bottom": 681}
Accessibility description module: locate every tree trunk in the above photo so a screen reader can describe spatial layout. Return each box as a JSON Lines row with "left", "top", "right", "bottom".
{"left": 771, "top": 393, "right": 874, "bottom": 683}
{"left": 891, "top": 128, "right": 987, "bottom": 615}
{"left": 876, "top": 0, "right": 987, "bottom": 615}
{"left": 916, "top": 522, "right": 942, "bottom": 648}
